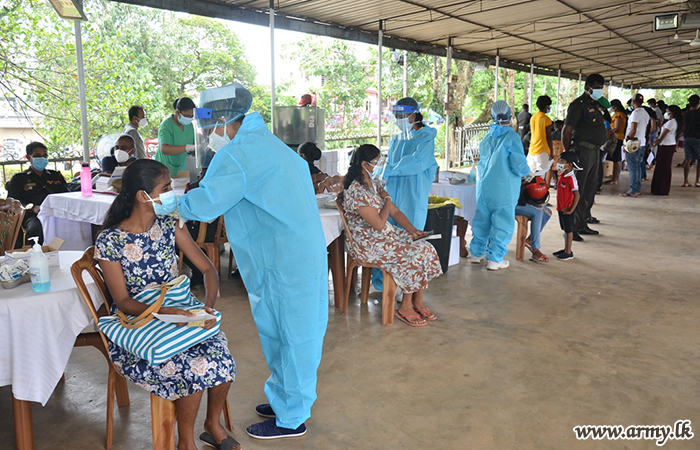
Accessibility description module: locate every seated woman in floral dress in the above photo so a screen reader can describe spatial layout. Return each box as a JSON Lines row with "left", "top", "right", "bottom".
{"left": 95, "top": 159, "right": 240, "bottom": 450}
{"left": 342, "top": 144, "right": 443, "bottom": 327}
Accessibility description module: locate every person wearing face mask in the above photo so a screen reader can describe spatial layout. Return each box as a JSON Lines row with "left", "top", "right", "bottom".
{"left": 178, "top": 83, "right": 328, "bottom": 440}
{"left": 101, "top": 134, "right": 137, "bottom": 174}
{"left": 371, "top": 97, "right": 437, "bottom": 290}
{"left": 8, "top": 141, "right": 68, "bottom": 247}
{"left": 561, "top": 73, "right": 607, "bottom": 242}
{"left": 122, "top": 105, "right": 148, "bottom": 159}
{"left": 651, "top": 105, "right": 683, "bottom": 195}
{"left": 468, "top": 101, "right": 531, "bottom": 271}
{"left": 155, "top": 97, "right": 197, "bottom": 177}
{"left": 527, "top": 95, "right": 554, "bottom": 173}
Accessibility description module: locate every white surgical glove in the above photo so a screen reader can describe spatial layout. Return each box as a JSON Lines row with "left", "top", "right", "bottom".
{"left": 186, "top": 144, "right": 196, "bottom": 152}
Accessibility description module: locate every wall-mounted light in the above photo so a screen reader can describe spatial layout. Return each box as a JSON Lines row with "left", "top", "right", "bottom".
{"left": 47, "top": 0, "right": 87, "bottom": 21}
{"left": 654, "top": 13, "right": 679, "bottom": 32}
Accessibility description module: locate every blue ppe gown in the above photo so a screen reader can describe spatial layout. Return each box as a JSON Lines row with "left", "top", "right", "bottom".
{"left": 178, "top": 112, "right": 328, "bottom": 429}
{"left": 372, "top": 125, "right": 438, "bottom": 290}
{"left": 469, "top": 124, "right": 531, "bottom": 262}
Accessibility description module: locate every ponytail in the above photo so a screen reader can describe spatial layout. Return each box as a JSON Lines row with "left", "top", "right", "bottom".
{"left": 343, "top": 144, "right": 380, "bottom": 190}
{"left": 101, "top": 159, "right": 169, "bottom": 231}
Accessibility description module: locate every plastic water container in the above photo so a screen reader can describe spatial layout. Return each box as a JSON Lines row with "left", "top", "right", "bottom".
{"left": 81, "top": 162, "right": 93, "bottom": 197}
{"left": 28, "top": 237, "right": 50, "bottom": 293}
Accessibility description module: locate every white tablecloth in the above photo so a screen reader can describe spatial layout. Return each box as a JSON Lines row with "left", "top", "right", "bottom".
{"left": 0, "top": 251, "right": 102, "bottom": 405}
{"left": 430, "top": 181, "right": 477, "bottom": 222}
{"left": 318, "top": 208, "right": 344, "bottom": 246}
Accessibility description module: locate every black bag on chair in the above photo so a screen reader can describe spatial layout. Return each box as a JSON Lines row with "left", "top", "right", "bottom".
{"left": 423, "top": 203, "right": 456, "bottom": 274}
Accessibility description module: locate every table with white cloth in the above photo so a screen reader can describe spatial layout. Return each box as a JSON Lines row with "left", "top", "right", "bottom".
{"left": 318, "top": 207, "right": 345, "bottom": 308}
{"left": 0, "top": 251, "right": 102, "bottom": 450}
{"left": 430, "top": 180, "right": 477, "bottom": 257}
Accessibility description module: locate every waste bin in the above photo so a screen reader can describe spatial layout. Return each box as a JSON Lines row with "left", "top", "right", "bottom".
{"left": 424, "top": 196, "right": 460, "bottom": 274}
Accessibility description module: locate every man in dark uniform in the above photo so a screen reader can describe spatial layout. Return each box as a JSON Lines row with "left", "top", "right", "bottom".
{"left": 562, "top": 74, "right": 606, "bottom": 242}
{"left": 517, "top": 104, "right": 532, "bottom": 153}
{"left": 7, "top": 142, "right": 68, "bottom": 246}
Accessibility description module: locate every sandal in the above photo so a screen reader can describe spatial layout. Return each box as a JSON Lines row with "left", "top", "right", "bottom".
{"left": 413, "top": 307, "right": 437, "bottom": 321}
{"left": 394, "top": 309, "right": 427, "bottom": 327}
{"left": 530, "top": 253, "right": 549, "bottom": 263}
{"left": 682, "top": 183, "right": 691, "bottom": 187}
{"left": 603, "top": 180, "right": 618, "bottom": 185}
{"left": 524, "top": 239, "right": 532, "bottom": 253}
{"left": 200, "top": 432, "right": 242, "bottom": 450}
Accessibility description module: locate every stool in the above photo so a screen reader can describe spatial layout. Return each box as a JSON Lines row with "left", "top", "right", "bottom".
{"left": 515, "top": 215, "right": 531, "bottom": 261}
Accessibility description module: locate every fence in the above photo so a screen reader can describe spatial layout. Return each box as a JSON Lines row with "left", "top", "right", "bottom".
{"left": 455, "top": 123, "right": 490, "bottom": 166}
{"left": 1, "top": 157, "right": 89, "bottom": 191}
{"left": 325, "top": 132, "right": 391, "bottom": 150}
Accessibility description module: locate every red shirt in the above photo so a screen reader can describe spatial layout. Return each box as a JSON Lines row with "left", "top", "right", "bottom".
{"left": 556, "top": 171, "right": 578, "bottom": 211}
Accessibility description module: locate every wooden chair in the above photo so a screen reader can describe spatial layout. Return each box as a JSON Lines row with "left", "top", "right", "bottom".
{"left": 0, "top": 198, "right": 24, "bottom": 255}
{"left": 178, "top": 216, "right": 231, "bottom": 279}
{"left": 311, "top": 173, "right": 329, "bottom": 194}
{"left": 515, "top": 215, "right": 531, "bottom": 261}
{"left": 72, "top": 247, "right": 233, "bottom": 449}
{"left": 318, "top": 175, "right": 344, "bottom": 194}
{"left": 335, "top": 194, "right": 397, "bottom": 325}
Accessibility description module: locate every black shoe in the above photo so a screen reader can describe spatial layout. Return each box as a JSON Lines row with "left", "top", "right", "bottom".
{"left": 255, "top": 403, "right": 276, "bottom": 418}
{"left": 579, "top": 227, "right": 599, "bottom": 235}
{"left": 586, "top": 217, "right": 600, "bottom": 224}
{"left": 556, "top": 252, "right": 574, "bottom": 261}
{"left": 553, "top": 249, "right": 566, "bottom": 256}
{"left": 572, "top": 233, "right": 584, "bottom": 242}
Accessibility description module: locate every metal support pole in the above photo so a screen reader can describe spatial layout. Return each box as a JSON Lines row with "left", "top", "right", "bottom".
{"left": 74, "top": 21, "right": 89, "bottom": 163}
{"left": 555, "top": 66, "right": 561, "bottom": 119}
{"left": 577, "top": 70, "right": 582, "bottom": 96}
{"left": 269, "top": 1, "right": 276, "bottom": 129}
{"left": 403, "top": 50, "right": 408, "bottom": 98}
{"left": 494, "top": 51, "right": 500, "bottom": 101}
{"left": 529, "top": 59, "right": 534, "bottom": 110}
{"left": 377, "top": 22, "right": 383, "bottom": 148}
{"left": 609, "top": 78, "right": 613, "bottom": 98}
{"left": 630, "top": 84, "right": 634, "bottom": 96}
{"left": 445, "top": 39, "right": 452, "bottom": 171}
{"left": 621, "top": 81, "right": 625, "bottom": 101}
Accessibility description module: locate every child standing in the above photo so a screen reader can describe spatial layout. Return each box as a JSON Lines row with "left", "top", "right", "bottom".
{"left": 554, "top": 151, "right": 581, "bottom": 261}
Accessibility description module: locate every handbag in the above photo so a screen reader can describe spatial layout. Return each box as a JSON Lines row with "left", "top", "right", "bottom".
{"left": 98, "top": 275, "right": 221, "bottom": 366}
{"left": 603, "top": 133, "right": 618, "bottom": 156}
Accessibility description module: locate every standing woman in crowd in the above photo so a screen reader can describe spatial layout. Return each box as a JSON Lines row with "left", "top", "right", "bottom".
{"left": 155, "top": 97, "right": 196, "bottom": 177}
{"left": 605, "top": 100, "right": 626, "bottom": 186}
{"left": 651, "top": 105, "right": 683, "bottom": 195}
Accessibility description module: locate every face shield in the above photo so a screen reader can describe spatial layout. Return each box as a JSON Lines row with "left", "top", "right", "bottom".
{"left": 391, "top": 104, "right": 417, "bottom": 141}
{"left": 192, "top": 82, "right": 253, "bottom": 168}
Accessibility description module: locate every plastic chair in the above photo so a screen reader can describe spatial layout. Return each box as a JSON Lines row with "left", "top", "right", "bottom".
{"left": 0, "top": 197, "right": 24, "bottom": 255}
{"left": 515, "top": 215, "right": 531, "bottom": 261}
{"left": 71, "top": 247, "right": 233, "bottom": 449}
{"left": 178, "top": 216, "right": 231, "bottom": 278}
{"left": 311, "top": 173, "right": 329, "bottom": 194}
{"left": 335, "top": 194, "right": 397, "bottom": 325}
{"left": 318, "top": 175, "right": 344, "bottom": 193}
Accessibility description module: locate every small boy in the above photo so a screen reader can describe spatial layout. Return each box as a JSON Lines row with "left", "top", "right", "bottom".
{"left": 554, "top": 151, "right": 581, "bottom": 261}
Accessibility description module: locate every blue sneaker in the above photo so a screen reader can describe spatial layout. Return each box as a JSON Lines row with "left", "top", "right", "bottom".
{"left": 255, "top": 403, "right": 275, "bottom": 418}
{"left": 556, "top": 252, "right": 574, "bottom": 261}
{"left": 246, "top": 418, "right": 307, "bottom": 440}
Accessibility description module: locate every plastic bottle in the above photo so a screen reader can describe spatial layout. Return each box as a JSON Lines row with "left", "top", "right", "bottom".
{"left": 28, "top": 237, "right": 50, "bottom": 292}
{"left": 81, "top": 161, "right": 93, "bottom": 197}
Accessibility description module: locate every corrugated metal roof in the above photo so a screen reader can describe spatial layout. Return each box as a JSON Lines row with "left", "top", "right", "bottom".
{"left": 119, "top": 0, "right": 700, "bottom": 87}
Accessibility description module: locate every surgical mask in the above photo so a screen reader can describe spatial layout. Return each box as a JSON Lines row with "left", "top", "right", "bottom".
{"left": 138, "top": 117, "right": 148, "bottom": 127}
{"left": 365, "top": 160, "right": 385, "bottom": 179}
{"left": 178, "top": 114, "right": 193, "bottom": 126}
{"left": 31, "top": 157, "right": 49, "bottom": 172}
{"left": 627, "top": 106, "right": 633, "bottom": 112}
{"left": 146, "top": 190, "right": 178, "bottom": 216}
{"left": 395, "top": 117, "right": 413, "bottom": 132}
{"left": 114, "top": 149, "right": 131, "bottom": 164}
{"left": 664, "top": 112, "right": 671, "bottom": 120}
{"left": 590, "top": 88, "right": 604, "bottom": 100}
{"left": 208, "top": 128, "right": 231, "bottom": 152}
{"left": 556, "top": 163, "right": 566, "bottom": 172}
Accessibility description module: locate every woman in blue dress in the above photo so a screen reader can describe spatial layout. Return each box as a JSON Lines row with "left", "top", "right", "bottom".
{"left": 95, "top": 159, "right": 239, "bottom": 450}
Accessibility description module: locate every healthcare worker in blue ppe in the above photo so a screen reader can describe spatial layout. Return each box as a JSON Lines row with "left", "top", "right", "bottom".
{"left": 468, "top": 100, "right": 531, "bottom": 271}
{"left": 372, "top": 97, "right": 438, "bottom": 290}
{"left": 178, "top": 83, "right": 328, "bottom": 440}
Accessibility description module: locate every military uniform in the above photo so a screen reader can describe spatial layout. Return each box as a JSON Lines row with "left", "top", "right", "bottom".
{"left": 563, "top": 94, "right": 606, "bottom": 233}
{"left": 7, "top": 168, "right": 68, "bottom": 246}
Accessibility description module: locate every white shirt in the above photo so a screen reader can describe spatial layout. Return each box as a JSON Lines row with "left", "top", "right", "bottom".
{"left": 626, "top": 107, "right": 650, "bottom": 147}
{"left": 659, "top": 119, "right": 677, "bottom": 146}
{"left": 122, "top": 123, "right": 146, "bottom": 160}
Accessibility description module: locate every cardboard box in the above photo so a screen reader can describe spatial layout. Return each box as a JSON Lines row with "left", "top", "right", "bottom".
{"left": 449, "top": 235, "right": 460, "bottom": 267}
{"left": 5, "top": 237, "right": 65, "bottom": 269}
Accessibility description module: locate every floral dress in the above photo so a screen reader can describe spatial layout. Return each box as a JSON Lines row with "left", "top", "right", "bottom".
{"left": 343, "top": 179, "right": 442, "bottom": 293}
{"left": 95, "top": 216, "right": 235, "bottom": 400}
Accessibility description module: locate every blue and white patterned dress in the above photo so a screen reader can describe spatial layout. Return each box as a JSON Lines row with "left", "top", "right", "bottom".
{"left": 95, "top": 216, "right": 235, "bottom": 400}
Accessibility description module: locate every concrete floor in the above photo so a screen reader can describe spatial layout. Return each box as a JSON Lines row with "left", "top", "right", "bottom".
{"left": 2, "top": 154, "right": 700, "bottom": 450}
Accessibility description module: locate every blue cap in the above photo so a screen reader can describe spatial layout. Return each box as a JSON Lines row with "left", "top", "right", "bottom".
{"left": 491, "top": 100, "right": 512, "bottom": 124}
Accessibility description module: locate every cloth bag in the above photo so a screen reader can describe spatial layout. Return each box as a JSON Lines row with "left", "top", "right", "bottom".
{"left": 98, "top": 275, "right": 221, "bottom": 366}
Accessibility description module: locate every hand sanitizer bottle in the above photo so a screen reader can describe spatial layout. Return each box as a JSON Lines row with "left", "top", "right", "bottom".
{"left": 28, "top": 237, "right": 50, "bottom": 292}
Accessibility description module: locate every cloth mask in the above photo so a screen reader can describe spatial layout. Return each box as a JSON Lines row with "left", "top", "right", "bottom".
{"left": 208, "top": 128, "right": 231, "bottom": 152}
{"left": 114, "top": 149, "right": 131, "bottom": 164}
{"left": 664, "top": 112, "right": 671, "bottom": 120}
{"left": 590, "top": 88, "right": 604, "bottom": 100}
{"left": 31, "top": 157, "right": 49, "bottom": 172}
{"left": 395, "top": 117, "right": 413, "bottom": 132}
{"left": 146, "top": 190, "right": 178, "bottom": 216}
{"left": 556, "top": 163, "right": 566, "bottom": 172}
{"left": 138, "top": 117, "right": 148, "bottom": 127}
{"left": 178, "top": 115, "right": 193, "bottom": 126}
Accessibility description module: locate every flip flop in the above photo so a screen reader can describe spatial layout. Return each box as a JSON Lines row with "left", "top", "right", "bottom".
{"left": 619, "top": 192, "right": 637, "bottom": 197}
{"left": 413, "top": 307, "right": 438, "bottom": 321}
{"left": 682, "top": 183, "right": 691, "bottom": 187}
{"left": 524, "top": 241, "right": 532, "bottom": 252}
{"left": 200, "top": 432, "right": 241, "bottom": 450}
{"left": 394, "top": 309, "right": 427, "bottom": 327}
{"left": 530, "top": 253, "right": 549, "bottom": 263}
